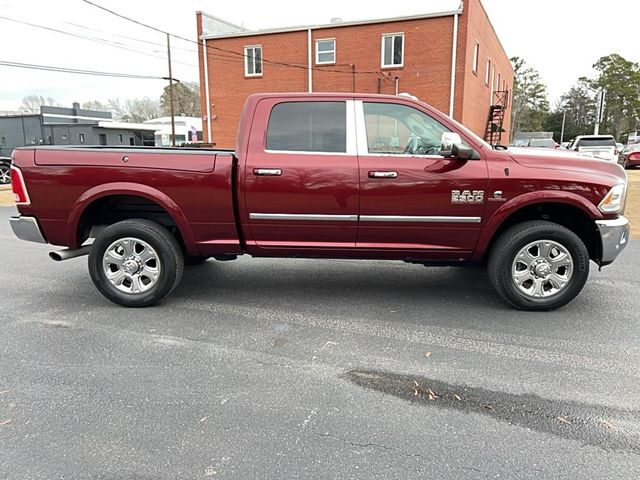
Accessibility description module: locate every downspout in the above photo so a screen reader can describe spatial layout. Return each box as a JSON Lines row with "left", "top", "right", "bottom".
{"left": 201, "top": 16, "right": 212, "bottom": 144}
{"left": 394, "top": 76, "right": 399, "bottom": 95}
{"left": 307, "top": 28, "right": 313, "bottom": 92}
{"left": 448, "top": 11, "right": 459, "bottom": 118}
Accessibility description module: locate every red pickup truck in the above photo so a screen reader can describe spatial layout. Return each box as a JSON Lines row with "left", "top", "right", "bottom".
{"left": 9, "top": 93, "right": 630, "bottom": 310}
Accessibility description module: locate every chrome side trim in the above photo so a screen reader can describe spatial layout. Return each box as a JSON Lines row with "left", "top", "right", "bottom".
{"left": 10, "top": 216, "right": 47, "bottom": 243}
{"left": 250, "top": 213, "right": 358, "bottom": 222}
{"left": 360, "top": 215, "right": 481, "bottom": 223}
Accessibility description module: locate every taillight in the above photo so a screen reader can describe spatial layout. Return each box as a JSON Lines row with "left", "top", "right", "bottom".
{"left": 629, "top": 152, "right": 640, "bottom": 161}
{"left": 11, "top": 166, "right": 30, "bottom": 205}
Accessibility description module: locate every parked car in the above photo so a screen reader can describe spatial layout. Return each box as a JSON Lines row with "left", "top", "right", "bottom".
{"left": 567, "top": 135, "right": 618, "bottom": 162}
{"left": 0, "top": 156, "right": 11, "bottom": 185}
{"left": 9, "top": 93, "right": 630, "bottom": 311}
{"left": 527, "top": 138, "right": 557, "bottom": 149}
{"left": 618, "top": 143, "right": 640, "bottom": 169}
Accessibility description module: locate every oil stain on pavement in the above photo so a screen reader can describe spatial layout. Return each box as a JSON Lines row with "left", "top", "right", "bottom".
{"left": 346, "top": 369, "right": 640, "bottom": 454}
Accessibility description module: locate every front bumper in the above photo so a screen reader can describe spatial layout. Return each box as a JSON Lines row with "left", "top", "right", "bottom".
{"left": 10, "top": 216, "right": 47, "bottom": 244}
{"left": 596, "top": 216, "right": 630, "bottom": 265}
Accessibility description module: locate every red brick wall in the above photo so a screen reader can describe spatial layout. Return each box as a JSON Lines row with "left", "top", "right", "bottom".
{"left": 458, "top": 0, "right": 513, "bottom": 142}
{"left": 198, "top": 1, "right": 513, "bottom": 148}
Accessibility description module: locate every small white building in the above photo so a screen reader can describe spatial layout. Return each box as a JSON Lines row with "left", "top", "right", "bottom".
{"left": 143, "top": 116, "right": 203, "bottom": 146}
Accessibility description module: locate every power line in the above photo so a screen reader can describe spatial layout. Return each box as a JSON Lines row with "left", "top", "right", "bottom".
{"left": 81, "top": 0, "right": 384, "bottom": 76}
{"left": 0, "top": 14, "right": 197, "bottom": 68}
{"left": 0, "top": 60, "right": 166, "bottom": 79}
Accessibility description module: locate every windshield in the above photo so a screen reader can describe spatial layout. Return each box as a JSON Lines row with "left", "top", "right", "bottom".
{"left": 529, "top": 139, "right": 555, "bottom": 148}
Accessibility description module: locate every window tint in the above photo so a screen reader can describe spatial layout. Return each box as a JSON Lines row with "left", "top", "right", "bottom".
{"left": 577, "top": 137, "right": 616, "bottom": 147}
{"left": 363, "top": 102, "right": 451, "bottom": 155}
{"left": 266, "top": 102, "right": 346, "bottom": 153}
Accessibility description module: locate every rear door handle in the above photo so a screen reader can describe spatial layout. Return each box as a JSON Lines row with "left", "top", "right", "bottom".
{"left": 369, "top": 171, "right": 398, "bottom": 178}
{"left": 253, "top": 168, "right": 282, "bottom": 176}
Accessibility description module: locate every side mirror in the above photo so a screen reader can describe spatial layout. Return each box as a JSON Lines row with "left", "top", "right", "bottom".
{"left": 451, "top": 143, "right": 477, "bottom": 161}
{"left": 440, "top": 132, "right": 463, "bottom": 156}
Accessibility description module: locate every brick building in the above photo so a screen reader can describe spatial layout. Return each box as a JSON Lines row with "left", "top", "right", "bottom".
{"left": 196, "top": 0, "right": 513, "bottom": 148}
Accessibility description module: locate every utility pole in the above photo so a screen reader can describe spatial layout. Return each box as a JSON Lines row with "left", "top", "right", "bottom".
{"left": 166, "top": 33, "right": 176, "bottom": 147}
{"left": 594, "top": 89, "right": 606, "bottom": 136}
{"left": 560, "top": 110, "right": 566, "bottom": 144}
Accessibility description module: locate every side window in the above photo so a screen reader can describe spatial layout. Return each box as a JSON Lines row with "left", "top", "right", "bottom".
{"left": 244, "top": 45, "right": 263, "bottom": 77}
{"left": 363, "top": 102, "right": 451, "bottom": 156}
{"left": 316, "top": 39, "right": 336, "bottom": 64}
{"left": 266, "top": 101, "right": 346, "bottom": 153}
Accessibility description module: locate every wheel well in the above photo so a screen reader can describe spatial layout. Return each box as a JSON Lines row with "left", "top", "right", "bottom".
{"left": 486, "top": 203, "right": 602, "bottom": 263}
{"left": 77, "top": 195, "right": 183, "bottom": 246}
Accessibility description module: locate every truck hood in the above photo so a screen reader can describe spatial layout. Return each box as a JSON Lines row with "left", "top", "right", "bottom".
{"left": 507, "top": 147, "right": 626, "bottom": 184}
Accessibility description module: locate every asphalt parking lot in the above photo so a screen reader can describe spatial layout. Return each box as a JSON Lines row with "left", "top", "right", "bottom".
{"left": 0, "top": 206, "right": 639, "bottom": 479}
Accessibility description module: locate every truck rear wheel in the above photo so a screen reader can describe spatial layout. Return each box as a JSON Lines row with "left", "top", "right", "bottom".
{"left": 487, "top": 221, "right": 589, "bottom": 311}
{"left": 88, "top": 219, "right": 184, "bottom": 307}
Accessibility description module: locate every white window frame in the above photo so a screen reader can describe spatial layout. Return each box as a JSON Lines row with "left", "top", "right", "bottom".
{"left": 315, "top": 38, "right": 336, "bottom": 65}
{"left": 381, "top": 33, "right": 404, "bottom": 68}
{"left": 244, "top": 45, "right": 263, "bottom": 77}
{"left": 472, "top": 42, "right": 479, "bottom": 74}
{"left": 485, "top": 58, "right": 491, "bottom": 86}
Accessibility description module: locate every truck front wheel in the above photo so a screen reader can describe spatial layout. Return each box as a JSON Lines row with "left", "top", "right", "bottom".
{"left": 488, "top": 221, "right": 589, "bottom": 311}
{"left": 88, "top": 219, "right": 184, "bottom": 307}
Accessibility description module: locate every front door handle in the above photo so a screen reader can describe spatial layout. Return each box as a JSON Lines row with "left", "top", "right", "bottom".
{"left": 369, "top": 171, "right": 398, "bottom": 179}
{"left": 253, "top": 168, "right": 282, "bottom": 176}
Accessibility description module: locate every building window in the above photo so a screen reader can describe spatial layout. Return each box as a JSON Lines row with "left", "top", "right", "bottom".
{"left": 79, "top": 133, "right": 85, "bottom": 143}
{"left": 244, "top": 45, "right": 263, "bottom": 77}
{"left": 485, "top": 59, "right": 491, "bottom": 86}
{"left": 497, "top": 73, "right": 501, "bottom": 91}
{"left": 119, "top": 134, "right": 123, "bottom": 142}
{"left": 381, "top": 33, "right": 404, "bottom": 68}
{"left": 315, "top": 39, "right": 336, "bottom": 64}
{"left": 266, "top": 101, "right": 346, "bottom": 153}
{"left": 472, "top": 42, "right": 479, "bottom": 74}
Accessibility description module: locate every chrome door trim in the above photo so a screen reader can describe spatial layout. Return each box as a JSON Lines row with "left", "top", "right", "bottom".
{"left": 359, "top": 215, "right": 481, "bottom": 223}
{"left": 253, "top": 168, "right": 282, "bottom": 176}
{"left": 250, "top": 213, "right": 358, "bottom": 222}
{"left": 369, "top": 171, "right": 398, "bottom": 178}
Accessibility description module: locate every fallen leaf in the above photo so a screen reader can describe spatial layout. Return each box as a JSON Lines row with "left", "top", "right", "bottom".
{"left": 413, "top": 388, "right": 419, "bottom": 397}
{"left": 0, "top": 390, "right": 9, "bottom": 395}
{"left": 427, "top": 389, "right": 439, "bottom": 399}
{"left": 200, "top": 416, "right": 209, "bottom": 423}
{"left": 483, "top": 404, "right": 494, "bottom": 411}
{"left": 413, "top": 380, "right": 419, "bottom": 387}
{"left": 0, "top": 419, "right": 12, "bottom": 426}
{"left": 557, "top": 416, "right": 571, "bottom": 425}
{"left": 454, "top": 394, "right": 462, "bottom": 401}
{"left": 424, "top": 352, "right": 432, "bottom": 358}
{"left": 598, "top": 419, "right": 616, "bottom": 429}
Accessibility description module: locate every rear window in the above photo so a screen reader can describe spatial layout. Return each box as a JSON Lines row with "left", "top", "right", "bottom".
{"left": 266, "top": 101, "right": 346, "bottom": 153}
{"left": 528, "top": 139, "right": 555, "bottom": 148}
{"left": 577, "top": 137, "right": 615, "bottom": 147}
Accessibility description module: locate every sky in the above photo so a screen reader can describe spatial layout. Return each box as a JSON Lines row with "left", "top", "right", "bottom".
{"left": 0, "top": 0, "right": 638, "bottom": 112}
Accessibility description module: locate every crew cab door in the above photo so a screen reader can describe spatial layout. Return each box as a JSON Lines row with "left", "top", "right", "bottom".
{"left": 355, "top": 99, "right": 488, "bottom": 257}
{"left": 241, "top": 98, "right": 359, "bottom": 250}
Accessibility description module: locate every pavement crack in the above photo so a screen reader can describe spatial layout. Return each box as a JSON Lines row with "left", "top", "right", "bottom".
{"left": 311, "top": 430, "right": 424, "bottom": 459}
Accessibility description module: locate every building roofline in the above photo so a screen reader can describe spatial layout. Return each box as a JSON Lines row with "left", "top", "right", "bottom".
{"left": 0, "top": 113, "right": 40, "bottom": 119}
{"left": 202, "top": 8, "right": 464, "bottom": 40}
{"left": 197, "top": 11, "right": 246, "bottom": 32}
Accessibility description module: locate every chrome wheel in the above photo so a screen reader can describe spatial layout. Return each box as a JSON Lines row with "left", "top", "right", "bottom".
{"left": 0, "top": 165, "right": 10, "bottom": 185}
{"left": 102, "top": 237, "right": 161, "bottom": 294}
{"left": 511, "top": 240, "right": 574, "bottom": 298}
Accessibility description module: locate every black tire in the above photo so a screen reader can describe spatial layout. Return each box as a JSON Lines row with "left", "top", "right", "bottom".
{"left": 487, "top": 221, "right": 589, "bottom": 311}
{"left": 184, "top": 254, "right": 210, "bottom": 265}
{"left": 88, "top": 219, "right": 184, "bottom": 307}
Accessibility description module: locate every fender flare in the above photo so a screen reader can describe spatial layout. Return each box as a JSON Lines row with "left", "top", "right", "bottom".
{"left": 67, "top": 182, "right": 197, "bottom": 253}
{"left": 473, "top": 190, "right": 602, "bottom": 261}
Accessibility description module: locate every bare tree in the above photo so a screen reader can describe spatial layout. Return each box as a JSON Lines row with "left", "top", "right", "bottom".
{"left": 107, "top": 97, "right": 162, "bottom": 122}
{"left": 20, "top": 95, "right": 59, "bottom": 114}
